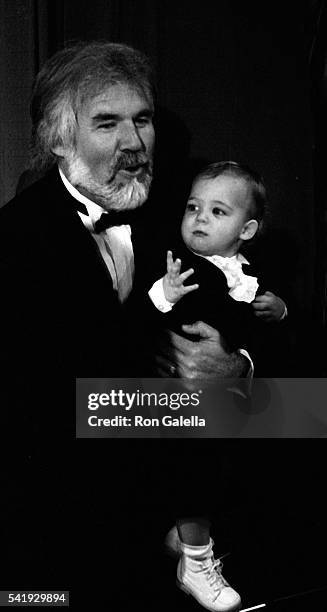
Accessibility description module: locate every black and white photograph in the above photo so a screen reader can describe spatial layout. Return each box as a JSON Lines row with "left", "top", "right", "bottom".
{"left": 0, "top": 1, "right": 326, "bottom": 610}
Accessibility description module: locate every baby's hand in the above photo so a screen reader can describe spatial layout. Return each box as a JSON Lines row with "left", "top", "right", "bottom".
{"left": 252, "top": 291, "right": 286, "bottom": 322}
{"left": 163, "top": 251, "right": 199, "bottom": 304}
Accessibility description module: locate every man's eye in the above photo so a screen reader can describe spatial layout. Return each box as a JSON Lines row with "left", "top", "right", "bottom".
{"left": 135, "top": 116, "right": 152, "bottom": 127}
{"left": 212, "top": 207, "right": 225, "bottom": 216}
{"left": 186, "top": 203, "right": 197, "bottom": 212}
{"left": 98, "top": 122, "right": 116, "bottom": 130}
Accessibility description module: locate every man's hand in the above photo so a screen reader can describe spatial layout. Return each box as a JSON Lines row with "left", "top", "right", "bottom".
{"left": 162, "top": 251, "right": 199, "bottom": 304}
{"left": 155, "top": 320, "right": 250, "bottom": 380}
{"left": 252, "top": 291, "right": 286, "bottom": 322}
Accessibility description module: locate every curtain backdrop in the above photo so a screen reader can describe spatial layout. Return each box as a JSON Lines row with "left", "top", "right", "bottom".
{"left": 1, "top": 0, "right": 326, "bottom": 365}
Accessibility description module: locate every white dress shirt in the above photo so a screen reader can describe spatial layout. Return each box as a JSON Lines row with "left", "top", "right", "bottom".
{"left": 59, "top": 168, "right": 134, "bottom": 303}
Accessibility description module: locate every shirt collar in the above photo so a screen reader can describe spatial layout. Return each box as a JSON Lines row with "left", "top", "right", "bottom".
{"left": 58, "top": 166, "right": 105, "bottom": 224}
{"left": 194, "top": 251, "right": 250, "bottom": 266}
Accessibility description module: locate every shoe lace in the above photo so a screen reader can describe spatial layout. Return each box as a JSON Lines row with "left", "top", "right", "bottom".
{"left": 201, "top": 554, "right": 229, "bottom": 600}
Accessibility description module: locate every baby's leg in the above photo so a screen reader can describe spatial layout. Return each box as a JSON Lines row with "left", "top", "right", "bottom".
{"left": 177, "top": 516, "right": 211, "bottom": 545}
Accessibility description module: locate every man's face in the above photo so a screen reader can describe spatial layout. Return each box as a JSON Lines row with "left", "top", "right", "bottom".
{"left": 181, "top": 175, "right": 254, "bottom": 257}
{"left": 62, "top": 82, "right": 155, "bottom": 210}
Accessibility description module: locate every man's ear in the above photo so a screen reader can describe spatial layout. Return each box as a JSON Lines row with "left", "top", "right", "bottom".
{"left": 239, "top": 219, "right": 258, "bottom": 241}
{"left": 51, "top": 143, "right": 69, "bottom": 158}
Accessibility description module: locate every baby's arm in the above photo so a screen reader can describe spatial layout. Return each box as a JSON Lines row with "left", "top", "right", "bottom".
{"left": 252, "top": 291, "right": 287, "bottom": 322}
{"left": 163, "top": 251, "right": 199, "bottom": 304}
{"left": 148, "top": 251, "right": 199, "bottom": 313}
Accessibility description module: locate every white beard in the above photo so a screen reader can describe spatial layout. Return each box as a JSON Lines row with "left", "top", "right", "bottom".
{"left": 66, "top": 154, "right": 152, "bottom": 210}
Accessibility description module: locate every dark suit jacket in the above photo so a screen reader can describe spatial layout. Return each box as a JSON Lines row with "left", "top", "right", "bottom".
{"left": 0, "top": 167, "right": 143, "bottom": 374}
{"left": 0, "top": 167, "right": 150, "bottom": 435}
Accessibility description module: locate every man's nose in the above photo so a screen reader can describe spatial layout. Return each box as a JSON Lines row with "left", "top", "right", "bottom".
{"left": 119, "top": 123, "right": 144, "bottom": 151}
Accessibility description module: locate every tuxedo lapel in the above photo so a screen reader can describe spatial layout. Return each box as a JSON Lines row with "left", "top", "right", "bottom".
{"left": 31, "top": 168, "right": 115, "bottom": 294}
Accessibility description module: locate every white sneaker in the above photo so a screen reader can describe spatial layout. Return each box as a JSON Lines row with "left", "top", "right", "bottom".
{"left": 177, "top": 539, "right": 241, "bottom": 612}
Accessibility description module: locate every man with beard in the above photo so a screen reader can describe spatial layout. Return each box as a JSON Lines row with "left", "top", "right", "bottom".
{"left": 0, "top": 41, "right": 250, "bottom": 404}
{"left": 0, "top": 41, "right": 248, "bottom": 609}
{"left": 0, "top": 42, "right": 155, "bottom": 385}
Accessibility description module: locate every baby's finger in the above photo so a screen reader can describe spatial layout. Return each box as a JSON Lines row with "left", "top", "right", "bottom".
{"left": 182, "top": 283, "right": 199, "bottom": 295}
{"left": 167, "top": 255, "right": 181, "bottom": 279}
{"left": 179, "top": 268, "right": 195, "bottom": 282}
{"left": 253, "top": 295, "right": 269, "bottom": 304}
{"left": 254, "top": 309, "right": 270, "bottom": 318}
{"left": 172, "top": 258, "right": 182, "bottom": 276}
{"left": 252, "top": 301, "right": 269, "bottom": 311}
{"left": 166, "top": 250, "right": 174, "bottom": 272}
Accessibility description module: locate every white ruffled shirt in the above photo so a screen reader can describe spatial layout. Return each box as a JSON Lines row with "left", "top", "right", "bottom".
{"left": 200, "top": 253, "right": 259, "bottom": 302}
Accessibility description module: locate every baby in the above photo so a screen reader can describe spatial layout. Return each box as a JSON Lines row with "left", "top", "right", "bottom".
{"left": 148, "top": 160, "right": 286, "bottom": 353}
{"left": 147, "top": 161, "right": 288, "bottom": 612}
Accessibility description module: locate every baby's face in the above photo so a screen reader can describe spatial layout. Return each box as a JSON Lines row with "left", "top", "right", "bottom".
{"left": 181, "top": 174, "right": 253, "bottom": 257}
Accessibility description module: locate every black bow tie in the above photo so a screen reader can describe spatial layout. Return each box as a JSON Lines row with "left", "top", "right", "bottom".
{"left": 71, "top": 197, "right": 139, "bottom": 232}
{"left": 93, "top": 210, "right": 138, "bottom": 233}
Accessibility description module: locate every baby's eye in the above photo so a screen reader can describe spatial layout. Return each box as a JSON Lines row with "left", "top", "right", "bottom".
{"left": 212, "top": 207, "right": 225, "bottom": 216}
{"left": 186, "top": 203, "right": 198, "bottom": 213}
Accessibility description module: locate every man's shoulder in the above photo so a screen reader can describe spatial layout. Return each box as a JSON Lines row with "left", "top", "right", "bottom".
{"left": 0, "top": 167, "right": 88, "bottom": 261}
{"left": 0, "top": 167, "right": 81, "bottom": 234}
{"left": 1, "top": 167, "right": 58, "bottom": 218}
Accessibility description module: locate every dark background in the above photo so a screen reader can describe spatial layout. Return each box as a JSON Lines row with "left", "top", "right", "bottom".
{"left": 3, "top": 441, "right": 327, "bottom": 610}
{"left": 1, "top": 0, "right": 326, "bottom": 371}
{"left": 1, "top": 1, "right": 326, "bottom": 610}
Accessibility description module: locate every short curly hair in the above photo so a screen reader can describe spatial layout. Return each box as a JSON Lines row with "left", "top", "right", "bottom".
{"left": 195, "top": 160, "right": 268, "bottom": 228}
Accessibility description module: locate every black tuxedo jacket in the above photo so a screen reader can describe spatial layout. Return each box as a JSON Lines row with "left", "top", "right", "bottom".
{"left": 0, "top": 167, "right": 147, "bottom": 377}
{"left": 0, "top": 168, "right": 152, "bottom": 435}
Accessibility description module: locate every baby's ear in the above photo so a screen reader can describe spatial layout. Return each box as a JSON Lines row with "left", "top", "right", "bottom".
{"left": 240, "top": 219, "right": 258, "bottom": 241}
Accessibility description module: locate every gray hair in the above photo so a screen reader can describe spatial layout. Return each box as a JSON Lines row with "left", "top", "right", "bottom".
{"left": 30, "top": 40, "right": 156, "bottom": 170}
